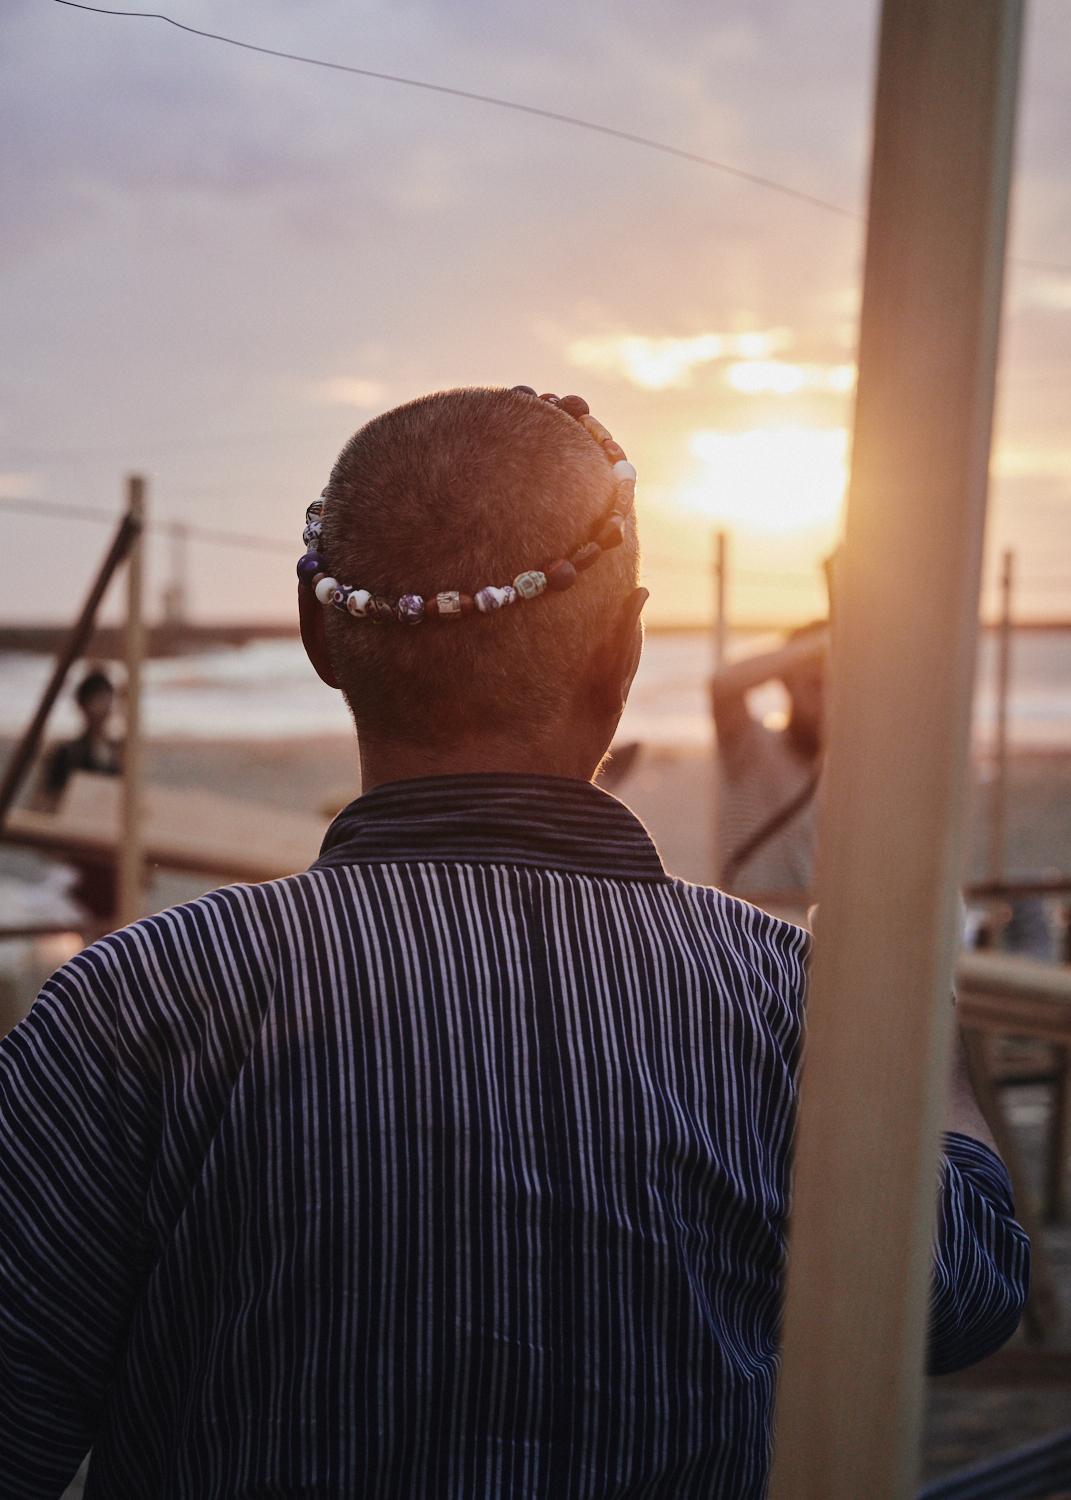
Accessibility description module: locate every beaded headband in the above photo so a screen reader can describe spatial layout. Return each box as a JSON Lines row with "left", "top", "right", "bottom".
{"left": 297, "top": 387, "right": 636, "bottom": 623}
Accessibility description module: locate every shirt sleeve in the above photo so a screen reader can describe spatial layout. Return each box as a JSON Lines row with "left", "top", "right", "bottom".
{"left": 0, "top": 945, "right": 146, "bottom": 1499}
{"left": 927, "top": 1131, "right": 1031, "bottom": 1375}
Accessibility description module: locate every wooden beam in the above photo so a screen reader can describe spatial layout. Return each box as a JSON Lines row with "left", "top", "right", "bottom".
{"left": 767, "top": 4, "right": 1024, "bottom": 1497}
{"left": 987, "top": 549, "right": 1014, "bottom": 881}
{"left": 117, "top": 476, "right": 145, "bottom": 928}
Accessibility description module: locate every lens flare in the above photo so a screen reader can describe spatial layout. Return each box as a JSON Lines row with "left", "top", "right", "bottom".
{"left": 678, "top": 427, "right": 849, "bottom": 532}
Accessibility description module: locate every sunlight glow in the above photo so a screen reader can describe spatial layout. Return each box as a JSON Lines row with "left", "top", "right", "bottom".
{"left": 314, "top": 378, "right": 386, "bottom": 408}
{"left": 568, "top": 330, "right": 790, "bottom": 390}
{"left": 726, "top": 360, "right": 856, "bottom": 395}
{"left": 678, "top": 427, "right": 849, "bottom": 532}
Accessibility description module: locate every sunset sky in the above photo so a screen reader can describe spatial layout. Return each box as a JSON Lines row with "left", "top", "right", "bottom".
{"left": 2, "top": 0, "right": 1069, "bottom": 627}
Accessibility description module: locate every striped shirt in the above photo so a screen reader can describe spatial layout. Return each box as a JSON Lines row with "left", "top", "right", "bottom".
{"left": 0, "top": 774, "right": 1028, "bottom": 1499}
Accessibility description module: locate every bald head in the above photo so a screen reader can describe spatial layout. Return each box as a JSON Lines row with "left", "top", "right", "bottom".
{"left": 318, "top": 387, "right": 641, "bottom": 752}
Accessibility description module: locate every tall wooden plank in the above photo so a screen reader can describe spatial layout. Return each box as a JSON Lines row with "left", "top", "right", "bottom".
{"left": 767, "top": 4, "right": 1024, "bottom": 1497}
{"left": 117, "top": 475, "right": 145, "bottom": 928}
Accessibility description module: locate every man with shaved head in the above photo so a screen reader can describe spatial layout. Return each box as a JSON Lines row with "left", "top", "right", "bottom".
{"left": 0, "top": 388, "right": 1028, "bottom": 1499}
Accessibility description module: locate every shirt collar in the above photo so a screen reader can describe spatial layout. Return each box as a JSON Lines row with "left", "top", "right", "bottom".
{"left": 312, "top": 772, "right": 667, "bottom": 883}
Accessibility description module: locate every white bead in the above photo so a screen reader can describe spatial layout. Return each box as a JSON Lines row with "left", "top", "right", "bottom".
{"left": 314, "top": 575, "right": 339, "bottom": 605}
{"left": 613, "top": 460, "right": 637, "bottom": 482}
{"left": 347, "top": 589, "right": 372, "bottom": 617}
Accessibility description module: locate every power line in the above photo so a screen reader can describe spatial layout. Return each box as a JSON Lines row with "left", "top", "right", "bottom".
{"left": 52, "top": 0, "right": 862, "bottom": 221}
{"left": 53, "top": 2, "right": 1071, "bottom": 279}
{"left": 0, "top": 495, "right": 292, "bottom": 554}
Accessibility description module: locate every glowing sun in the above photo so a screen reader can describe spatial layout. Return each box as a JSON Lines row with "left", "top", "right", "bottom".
{"left": 678, "top": 427, "right": 849, "bottom": 532}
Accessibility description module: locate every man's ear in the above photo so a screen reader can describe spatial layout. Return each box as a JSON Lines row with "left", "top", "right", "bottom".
{"left": 588, "top": 587, "right": 648, "bottom": 717}
{"left": 298, "top": 586, "right": 342, "bottom": 690}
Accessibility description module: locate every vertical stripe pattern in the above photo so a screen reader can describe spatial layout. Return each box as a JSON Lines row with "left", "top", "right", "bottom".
{"left": 0, "top": 775, "right": 1028, "bottom": 1498}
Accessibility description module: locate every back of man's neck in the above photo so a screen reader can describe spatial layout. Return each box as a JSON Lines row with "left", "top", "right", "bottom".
{"left": 358, "top": 733, "right": 606, "bottom": 793}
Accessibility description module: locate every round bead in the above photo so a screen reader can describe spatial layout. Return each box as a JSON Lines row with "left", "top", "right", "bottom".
{"left": 475, "top": 585, "right": 508, "bottom": 613}
{"left": 347, "top": 589, "right": 372, "bottom": 617}
{"left": 580, "top": 415, "right": 613, "bottom": 445}
{"left": 570, "top": 541, "right": 603, "bottom": 572}
{"left": 602, "top": 441, "right": 627, "bottom": 464}
{"left": 458, "top": 594, "right": 475, "bottom": 615}
{"left": 545, "top": 558, "right": 577, "bottom": 592}
{"left": 595, "top": 515, "right": 626, "bottom": 551}
{"left": 511, "top": 385, "right": 537, "bottom": 396}
{"left": 538, "top": 393, "right": 559, "bottom": 405}
{"left": 613, "top": 460, "right": 637, "bottom": 483}
{"left": 306, "top": 499, "right": 325, "bottom": 523}
{"left": 436, "top": 591, "right": 462, "bottom": 617}
{"left": 331, "top": 585, "right": 352, "bottom": 612}
{"left": 558, "top": 395, "right": 590, "bottom": 418}
{"left": 513, "top": 570, "right": 547, "bottom": 600}
{"left": 314, "top": 575, "right": 339, "bottom": 605}
{"left": 369, "top": 595, "right": 396, "bottom": 621}
{"left": 396, "top": 593, "right": 425, "bottom": 624}
{"left": 297, "top": 551, "right": 327, "bottom": 587}
{"left": 303, "top": 520, "right": 324, "bottom": 548}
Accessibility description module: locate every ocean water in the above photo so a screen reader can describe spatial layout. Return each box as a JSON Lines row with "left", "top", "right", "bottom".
{"left": 0, "top": 628, "right": 1070, "bottom": 750}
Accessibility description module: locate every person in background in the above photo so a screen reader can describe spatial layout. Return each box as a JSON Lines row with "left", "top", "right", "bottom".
{"left": 34, "top": 667, "right": 122, "bottom": 924}
{"left": 711, "top": 620, "right": 827, "bottom": 902}
{"left": 42, "top": 668, "right": 122, "bottom": 803}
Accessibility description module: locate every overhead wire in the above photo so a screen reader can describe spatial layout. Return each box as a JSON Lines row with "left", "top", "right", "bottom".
{"left": 0, "top": 495, "right": 292, "bottom": 554}
{"left": 51, "top": 0, "right": 864, "bottom": 221}
{"left": 51, "top": 1, "right": 1071, "bottom": 277}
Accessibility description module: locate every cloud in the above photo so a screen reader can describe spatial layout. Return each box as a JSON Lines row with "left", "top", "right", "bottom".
{"left": 725, "top": 360, "right": 855, "bottom": 394}
{"left": 567, "top": 330, "right": 791, "bottom": 390}
{"left": 312, "top": 378, "right": 387, "bottom": 409}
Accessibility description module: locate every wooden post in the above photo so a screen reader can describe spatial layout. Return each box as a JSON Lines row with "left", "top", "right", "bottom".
{"left": 117, "top": 475, "right": 145, "bottom": 928}
{"left": 768, "top": 4, "right": 1024, "bottom": 1498}
{"left": 987, "top": 548, "right": 1014, "bottom": 881}
{"left": 712, "top": 529, "right": 728, "bottom": 668}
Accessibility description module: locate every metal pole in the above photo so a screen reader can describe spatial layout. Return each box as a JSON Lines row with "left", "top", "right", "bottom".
{"left": 987, "top": 548, "right": 1014, "bottom": 881}
{"left": 768, "top": 4, "right": 1024, "bottom": 1497}
{"left": 117, "top": 475, "right": 145, "bottom": 928}
{"left": 713, "top": 529, "right": 728, "bottom": 668}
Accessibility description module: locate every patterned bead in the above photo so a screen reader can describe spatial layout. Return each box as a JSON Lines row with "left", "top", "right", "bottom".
{"left": 613, "top": 490, "right": 635, "bottom": 520}
{"left": 511, "top": 385, "right": 537, "bottom": 396}
{"left": 513, "top": 570, "right": 547, "bottom": 600}
{"left": 305, "top": 499, "right": 325, "bottom": 523}
{"left": 331, "top": 585, "right": 353, "bottom": 612}
{"left": 396, "top": 593, "right": 425, "bottom": 624}
{"left": 303, "top": 520, "right": 324, "bottom": 548}
{"left": 475, "top": 585, "right": 510, "bottom": 613}
{"left": 570, "top": 542, "right": 603, "bottom": 572}
{"left": 545, "top": 558, "right": 577, "bottom": 592}
{"left": 347, "top": 589, "right": 372, "bottom": 617}
{"left": 458, "top": 594, "right": 475, "bottom": 615}
{"left": 538, "top": 393, "right": 559, "bottom": 405}
{"left": 602, "top": 441, "right": 628, "bottom": 463}
{"left": 613, "top": 460, "right": 637, "bottom": 483}
{"left": 314, "top": 575, "right": 339, "bottom": 605}
{"left": 558, "top": 395, "right": 590, "bottom": 418}
{"left": 369, "top": 595, "right": 396, "bottom": 621}
{"left": 297, "top": 551, "right": 327, "bottom": 587}
{"left": 595, "top": 515, "right": 626, "bottom": 550}
{"left": 436, "top": 591, "right": 462, "bottom": 617}
{"left": 580, "top": 415, "right": 613, "bottom": 444}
